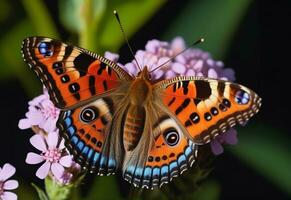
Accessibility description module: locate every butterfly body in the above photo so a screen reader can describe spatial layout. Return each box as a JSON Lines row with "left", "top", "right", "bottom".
{"left": 21, "top": 37, "right": 261, "bottom": 189}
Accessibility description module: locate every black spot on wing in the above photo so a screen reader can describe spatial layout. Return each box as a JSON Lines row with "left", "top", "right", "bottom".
{"left": 64, "top": 46, "right": 73, "bottom": 60}
{"left": 97, "top": 62, "right": 107, "bottom": 75}
{"left": 195, "top": 80, "right": 211, "bottom": 99}
{"left": 89, "top": 76, "right": 96, "bottom": 95}
{"left": 168, "top": 97, "right": 176, "bottom": 106}
{"left": 73, "top": 53, "right": 96, "bottom": 76}
{"left": 175, "top": 98, "right": 190, "bottom": 115}
{"left": 182, "top": 81, "right": 189, "bottom": 95}
{"left": 218, "top": 81, "right": 225, "bottom": 96}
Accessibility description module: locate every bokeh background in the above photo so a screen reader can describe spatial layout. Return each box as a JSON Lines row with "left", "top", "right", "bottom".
{"left": 0, "top": 0, "right": 290, "bottom": 199}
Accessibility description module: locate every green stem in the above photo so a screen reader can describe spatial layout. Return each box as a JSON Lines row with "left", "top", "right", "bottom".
{"left": 79, "top": 0, "right": 106, "bottom": 51}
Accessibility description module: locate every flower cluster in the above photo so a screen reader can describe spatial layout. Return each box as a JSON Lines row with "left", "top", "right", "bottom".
{"left": 19, "top": 88, "right": 80, "bottom": 185}
{"left": 0, "top": 163, "right": 18, "bottom": 200}
{"left": 106, "top": 37, "right": 238, "bottom": 155}
{"left": 115, "top": 37, "right": 235, "bottom": 81}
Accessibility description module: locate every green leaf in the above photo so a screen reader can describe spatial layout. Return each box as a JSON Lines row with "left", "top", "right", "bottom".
{"left": 45, "top": 177, "right": 74, "bottom": 200}
{"left": 59, "top": 0, "right": 165, "bottom": 52}
{"left": 79, "top": 0, "right": 107, "bottom": 51}
{"left": 86, "top": 176, "right": 122, "bottom": 200}
{"left": 231, "top": 124, "right": 291, "bottom": 196}
{"left": 163, "top": 0, "right": 252, "bottom": 59}
{"left": 0, "top": 0, "right": 10, "bottom": 23}
{"left": 0, "top": 20, "right": 41, "bottom": 97}
{"left": 192, "top": 180, "right": 220, "bottom": 200}
{"left": 59, "top": 0, "right": 84, "bottom": 33}
{"left": 16, "top": 179, "right": 38, "bottom": 200}
{"left": 99, "top": 0, "right": 166, "bottom": 52}
{"left": 21, "top": 0, "right": 59, "bottom": 38}
{"left": 32, "top": 183, "right": 49, "bottom": 200}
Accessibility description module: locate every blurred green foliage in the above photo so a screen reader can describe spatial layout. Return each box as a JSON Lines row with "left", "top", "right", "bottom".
{"left": 0, "top": 0, "right": 290, "bottom": 199}
{"left": 232, "top": 124, "right": 291, "bottom": 196}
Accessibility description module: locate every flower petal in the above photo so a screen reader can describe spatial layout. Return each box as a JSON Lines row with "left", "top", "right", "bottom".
{"left": 0, "top": 164, "right": 16, "bottom": 181}
{"left": 43, "top": 119, "right": 57, "bottom": 133}
{"left": 210, "top": 140, "right": 224, "bottom": 155}
{"left": 26, "top": 110, "right": 43, "bottom": 125}
{"left": 18, "top": 119, "right": 32, "bottom": 129}
{"left": 47, "top": 131, "right": 59, "bottom": 148}
{"left": 36, "top": 162, "right": 50, "bottom": 179}
{"left": 30, "top": 134, "right": 47, "bottom": 152}
{"left": 104, "top": 51, "right": 119, "bottom": 62}
{"left": 3, "top": 180, "right": 19, "bottom": 190}
{"left": 171, "top": 36, "right": 185, "bottom": 54}
{"left": 165, "top": 70, "right": 176, "bottom": 79}
{"left": 193, "top": 60, "right": 203, "bottom": 70}
{"left": 51, "top": 163, "right": 65, "bottom": 179}
{"left": 224, "top": 129, "right": 238, "bottom": 145}
{"left": 223, "top": 68, "right": 235, "bottom": 81}
{"left": 58, "top": 139, "right": 65, "bottom": 149}
{"left": 186, "top": 69, "right": 195, "bottom": 76}
{"left": 172, "top": 62, "right": 186, "bottom": 74}
{"left": 208, "top": 68, "right": 218, "bottom": 79}
{"left": 26, "top": 152, "right": 45, "bottom": 164}
{"left": 1, "top": 191, "right": 17, "bottom": 200}
{"left": 59, "top": 155, "right": 73, "bottom": 167}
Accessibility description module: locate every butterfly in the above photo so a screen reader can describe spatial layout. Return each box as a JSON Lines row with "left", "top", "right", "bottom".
{"left": 21, "top": 37, "right": 261, "bottom": 189}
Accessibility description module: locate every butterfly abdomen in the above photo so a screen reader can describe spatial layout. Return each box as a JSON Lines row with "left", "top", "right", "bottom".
{"left": 123, "top": 106, "right": 145, "bottom": 151}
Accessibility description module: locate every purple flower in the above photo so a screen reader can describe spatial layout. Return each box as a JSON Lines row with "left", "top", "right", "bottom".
{"left": 210, "top": 128, "right": 238, "bottom": 155}
{"left": 0, "top": 163, "right": 19, "bottom": 200}
{"left": 121, "top": 37, "right": 235, "bottom": 81}
{"left": 26, "top": 131, "right": 73, "bottom": 179}
{"left": 18, "top": 88, "right": 60, "bottom": 133}
{"left": 122, "top": 38, "right": 181, "bottom": 79}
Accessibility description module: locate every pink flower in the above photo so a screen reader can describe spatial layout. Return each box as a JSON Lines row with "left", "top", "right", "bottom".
{"left": 54, "top": 162, "right": 81, "bottom": 185}
{"left": 0, "top": 163, "right": 19, "bottom": 200}
{"left": 210, "top": 128, "right": 238, "bottom": 155}
{"left": 26, "top": 131, "right": 73, "bottom": 179}
{"left": 18, "top": 88, "right": 60, "bottom": 133}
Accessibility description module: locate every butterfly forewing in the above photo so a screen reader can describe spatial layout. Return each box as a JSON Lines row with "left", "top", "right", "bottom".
{"left": 21, "top": 37, "right": 132, "bottom": 109}
{"left": 154, "top": 76, "right": 262, "bottom": 144}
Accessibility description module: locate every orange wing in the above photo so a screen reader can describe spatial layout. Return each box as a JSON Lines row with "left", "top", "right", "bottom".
{"left": 123, "top": 116, "right": 198, "bottom": 189}
{"left": 154, "top": 76, "right": 262, "bottom": 144}
{"left": 57, "top": 97, "right": 118, "bottom": 175}
{"left": 22, "top": 37, "right": 132, "bottom": 109}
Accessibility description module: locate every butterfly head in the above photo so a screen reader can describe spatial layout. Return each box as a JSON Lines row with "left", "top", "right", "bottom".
{"left": 137, "top": 66, "right": 152, "bottom": 80}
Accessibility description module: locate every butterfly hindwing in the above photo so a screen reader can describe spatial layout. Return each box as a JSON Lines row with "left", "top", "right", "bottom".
{"left": 123, "top": 116, "right": 198, "bottom": 189}
{"left": 21, "top": 37, "right": 132, "bottom": 109}
{"left": 155, "top": 76, "right": 262, "bottom": 144}
{"left": 57, "top": 96, "right": 118, "bottom": 175}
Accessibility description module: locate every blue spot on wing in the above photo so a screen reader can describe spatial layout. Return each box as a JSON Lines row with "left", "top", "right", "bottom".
{"left": 67, "top": 126, "right": 76, "bottom": 136}
{"left": 93, "top": 152, "right": 100, "bottom": 164}
{"left": 71, "top": 136, "right": 78, "bottom": 144}
{"left": 64, "top": 118, "right": 72, "bottom": 127}
{"left": 76, "top": 141, "right": 84, "bottom": 151}
{"left": 161, "top": 165, "right": 168, "bottom": 176}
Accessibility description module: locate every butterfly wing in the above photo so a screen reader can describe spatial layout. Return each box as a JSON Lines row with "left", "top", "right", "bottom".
{"left": 122, "top": 107, "right": 198, "bottom": 189}
{"left": 22, "top": 37, "right": 132, "bottom": 175}
{"left": 57, "top": 96, "right": 121, "bottom": 174}
{"left": 21, "top": 37, "right": 132, "bottom": 109}
{"left": 154, "top": 76, "right": 262, "bottom": 144}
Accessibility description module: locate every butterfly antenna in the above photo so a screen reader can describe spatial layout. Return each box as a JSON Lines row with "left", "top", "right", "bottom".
{"left": 150, "top": 38, "right": 205, "bottom": 73}
{"left": 113, "top": 10, "right": 141, "bottom": 71}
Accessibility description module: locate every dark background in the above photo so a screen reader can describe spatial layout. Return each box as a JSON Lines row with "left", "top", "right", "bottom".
{"left": 0, "top": 0, "right": 290, "bottom": 199}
